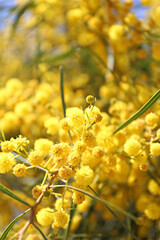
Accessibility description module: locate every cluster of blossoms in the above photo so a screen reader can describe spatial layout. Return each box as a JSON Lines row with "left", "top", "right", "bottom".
{"left": 0, "top": 93, "right": 160, "bottom": 239}
{"left": 0, "top": 0, "right": 160, "bottom": 239}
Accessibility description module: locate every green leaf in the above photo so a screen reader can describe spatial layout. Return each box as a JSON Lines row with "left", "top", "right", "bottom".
{"left": 0, "top": 183, "right": 30, "bottom": 207}
{"left": 59, "top": 65, "right": 66, "bottom": 118}
{"left": 12, "top": 0, "right": 35, "bottom": 31}
{"left": 40, "top": 48, "right": 76, "bottom": 64}
{"left": 88, "top": 186, "right": 139, "bottom": 240}
{"left": 51, "top": 185, "right": 142, "bottom": 224}
{"left": 0, "top": 209, "right": 30, "bottom": 240}
{"left": 13, "top": 152, "right": 47, "bottom": 173}
{"left": 113, "top": 89, "right": 160, "bottom": 134}
{"left": 59, "top": 65, "right": 73, "bottom": 146}
{"left": 64, "top": 203, "right": 77, "bottom": 240}
{"left": 33, "top": 223, "right": 47, "bottom": 240}
{"left": 0, "top": 130, "right": 6, "bottom": 141}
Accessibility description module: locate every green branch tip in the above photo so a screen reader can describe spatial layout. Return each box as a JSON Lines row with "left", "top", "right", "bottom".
{"left": 51, "top": 184, "right": 142, "bottom": 224}
{"left": 113, "top": 89, "right": 160, "bottom": 134}
{"left": 0, "top": 183, "right": 31, "bottom": 207}
{"left": 59, "top": 65, "right": 66, "bottom": 118}
{"left": 0, "top": 209, "right": 30, "bottom": 240}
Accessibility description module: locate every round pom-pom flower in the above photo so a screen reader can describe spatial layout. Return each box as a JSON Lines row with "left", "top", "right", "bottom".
{"left": 145, "top": 112, "right": 158, "bottom": 128}
{"left": 150, "top": 143, "right": 160, "bottom": 156}
{"left": 66, "top": 107, "right": 85, "bottom": 128}
{"left": 148, "top": 179, "right": 160, "bottom": 195}
{"left": 82, "top": 131, "right": 95, "bottom": 147}
{"left": 86, "top": 95, "right": 95, "bottom": 104}
{"left": 68, "top": 151, "right": 81, "bottom": 167}
{"left": 44, "top": 117, "right": 59, "bottom": 135}
{"left": 74, "top": 141, "right": 87, "bottom": 154}
{"left": 1, "top": 141, "right": 15, "bottom": 153}
{"left": 124, "top": 138, "right": 141, "bottom": 156}
{"left": 145, "top": 203, "right": 160, "bottom": 220}
{"left": 36, "top": 207, "right": 54, "bottom": 226}
{"left": 60, "top": 118, "right": 70, "bottom": 131}
{"left": 34, "top": 138, "right": 53, "bottom": 155}
{"left": 72, "top": 191, "right": 85, "bottom": 205}
{"left": 13, "top": 164, "right": 26, "bottom": 177}
{"left": 75, "top": 166, "right": 94, "bottom": 187}
{"left": 32, "top": 185, "right": 49, "bottom": 199}
{"left": 52, "top": 210, "right": 69, "bottom": 229}
{"left": 92, "top": 146, "right": 104, "bottom": 159}
{"left": 0, "top": 153, "right": 15, "bottom": 174}
{"left": 50, "top": 143, "right": 71, "bottom": 158}
{"left": 59, "top": 166, "right": 74, "bottom": 179}
{"left": 28, "top": 151, "right": 43, "bottom": 166}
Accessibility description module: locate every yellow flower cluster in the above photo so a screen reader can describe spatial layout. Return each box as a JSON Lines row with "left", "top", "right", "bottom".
{"left": 0, "top": 0, "right": 160, "bottom": 239}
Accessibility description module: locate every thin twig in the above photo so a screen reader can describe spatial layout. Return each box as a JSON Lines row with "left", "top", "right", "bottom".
{"left": 59, "top": 65, "right": 73, "bottom": 146}
{"left": 88, "top": 186, "right": 138, "bottom": 240}
{"left": 33, "top": 223, "right": 48, "bottom": 240}
{"left": 17, "top": 171, "right": 58, "bottom": 240}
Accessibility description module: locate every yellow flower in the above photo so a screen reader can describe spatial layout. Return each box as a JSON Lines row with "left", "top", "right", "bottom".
{"left": 66, "top": 107, "right": 85, "bottom": 128}
{"left": 59, "top": 166, "right": 74, "bottom": 179}
{"left": 60, "top": 118, "right": 70, "bottom": 131}
{"left": 136, "top": 194, "right": 151, "bottom": 212}
{"left": 124, "top": 13, "right": 138, "bottom": 25}
{"left": 148, "top": 179, "right": 160, "bottom": 195}
{"left": 0, "top": 153, "right": 15, "bottom": 174}
{"left": 15, "top": 101, "right": 33, "bottom": 118}
{"left": 82, "top": 131, "right": 95, "bottom": 147}
{"left": 150, "top": 143, "right": 160, "bottom": 156}
{"left": 141, "top": 0, "right": 153, "bottom": 6}
{"left": 92, "top": 146, "right": 104, "bottom": 159}
{"left": 13, "top": 164, "right": 26, "bottom": 177}
{"left": 72, "top": 191, "right": 85, "bottom": 205}
{"left": 28, "top": 151, "right": 43, "bottom": 166}
{"left": 145, "top": 203, "right": 160, "bottom": 220}
{"left": 157, "top": 129, "right": 160, "bottom": 138}
{"left": 36, "top": 207, "right": 54, "bottom": 226}
{"left": 86, "top": 95, "right": 95, "bottom": 104}
{"left": 1, "top": 141, "right": 15, "bottom": 153}
{"left": 32, "top": 185, "right": 48, "bottom": 199}
{"left": 50, "top": 143, "right": 71, "bottom": 158}
{"left": 68, "top": 151, "right": 81, "bottom": 167}
{"left": 75, "top": 166, "right": 94, "bottom": 187}
{"left": 81, "top": 148, "right": 99, "bottom": 169}
{"left": 152, "top": 6, "right": 160, "bottom": 24}
{"left": 10, "top": 135, "right": 29, "bottom": 151}
{"left": 6, "top": 78, "right": 23, "bottom": 95}
{"left": 55, "top": 198, "right": 71, "bottom": 211}
{"left": 85, "top": 106, "right": 102, "bottom": 123}
{"left": 52, "top": 210, "right": 69, "bottom": 228}
{"left": 124, "top": 138, "right": 141, "bottom": 156}
{"left": 34, "top": 138, "right": 53, "bottom": 155}
{"left": 108, "top": 25, "right": 125, "bottom": 42}
{"left": 67, "top": 8, "right": 84, "bottom": 23}
{"left": 152, "top": 42, "right": 160, "bottom": 61}
{"left": 74, "top": 141, "right": 87, "bottom": 154}
{"left": 71, "top": 215, "right": 82, "bottom": 231}
{"left": 44, "top": 117, "right": 59, "bottom": 135}
{"left": 145, "top": 112, "right": 158, "bottom": 128}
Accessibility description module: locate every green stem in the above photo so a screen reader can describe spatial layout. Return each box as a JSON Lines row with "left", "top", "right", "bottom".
{"left": 86, "top": 121, "right": 96, "bottom": 130}
{"left": 64, "top": 202, "right": 77, "bottom": 240}
{"left": 88, "top": 185, "right": 138, "bottom": 240}
{"left": 113, "top": 89, "right": 160, "bottom": 134}
{"left": 59, "top": 65, "right": 66, "bottom": 117}
{"left": 41, "top": 171, "right": 48, "bottom": 186}
{"left": 51, "top": 185, "right": 142, "bottom": 224}
{"left": 33, "top": 223, "right": 47, "bottom": 240}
